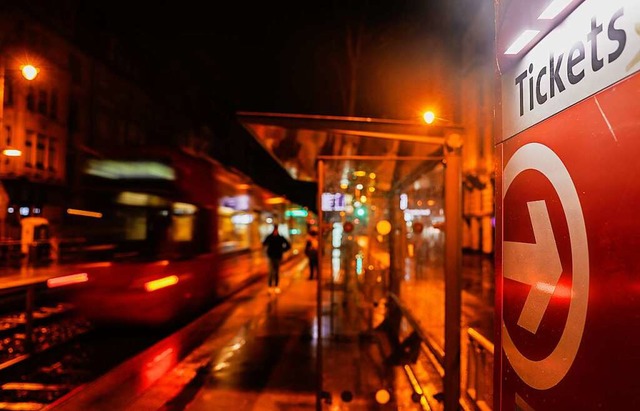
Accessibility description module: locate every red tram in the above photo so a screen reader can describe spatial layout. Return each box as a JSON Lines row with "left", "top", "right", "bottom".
{"left": 58, "top": 146, "right": 301, "bottom": 326}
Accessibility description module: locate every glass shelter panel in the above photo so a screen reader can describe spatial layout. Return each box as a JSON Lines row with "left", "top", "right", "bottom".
{"left": 317, "top": 149, "right": 447, "bottom": 406}
{"left": 396, "top": 164, "right": 446, "bottom": 350}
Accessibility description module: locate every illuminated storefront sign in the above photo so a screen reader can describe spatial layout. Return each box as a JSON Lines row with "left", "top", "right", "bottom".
{"left": 321, "top": 193, "right": 345, "bottom": 211}
{"left": 220, "top": 195, "right": 250, "bottom": 211}
{"left": 285, "top": 209, "right": 309, "bottom": 217}
{"left": 231, "top": 213, "right": 254, "bottom": 224}
{"left": 85, "top": 160, "right": 176, "bottom": 180}
{"left": 404, "top": 208, "right": 431, "bottom": 216}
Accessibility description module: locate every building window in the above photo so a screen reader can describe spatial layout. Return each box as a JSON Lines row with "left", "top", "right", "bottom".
{"left": 50, "top": 90, "right": 58, "bottom": 120}
{"left": 36, "top": 134, "right": 46, "bottom": 170}
{"left": 38, "top": 90, "right": 48, "bottom": 115}
{"left": 25, "top": 131, "right": 35, "bottom": 167}
{"left": 48, "top": 139, "right": 56, "bottom": 172}
{"left": 26, "top": 87, "right": 36, "bottom": 112}
{"left": 3, "top": 75, "right": 13, "bottom": 106}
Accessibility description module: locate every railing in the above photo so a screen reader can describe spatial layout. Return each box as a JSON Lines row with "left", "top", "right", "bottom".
{"left": 385, "top": 293, "right": 496, "bottom": 411}
{"left": 465, "top": 327, "right": 494, "bottom": 411}
{"left": 386, "top": 293, "right": 444, "bottom": 410}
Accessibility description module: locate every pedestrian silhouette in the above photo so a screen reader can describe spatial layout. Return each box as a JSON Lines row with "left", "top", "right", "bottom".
{"left": 262, "top": 226, "right": 291, "bottom": 293}
{"left": 305, "top": 227, "right": 319, "bottom": 280}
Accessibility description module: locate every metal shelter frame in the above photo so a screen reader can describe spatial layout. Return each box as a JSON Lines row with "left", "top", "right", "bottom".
{"left": 237, "top": 112, "right": 464, "bottom": 411}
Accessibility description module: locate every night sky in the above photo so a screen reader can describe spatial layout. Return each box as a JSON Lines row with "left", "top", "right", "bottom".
{"left": 64, "top": 0, "right": 460, "bottom": 209}
{"left": 75, "top": 0, "right": 452, "bottom": 118}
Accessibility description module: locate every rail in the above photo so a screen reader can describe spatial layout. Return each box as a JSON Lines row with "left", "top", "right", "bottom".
{"left": 386, "top": 293, "right": 445, "bottom": 409}
{"left": 0, "top": 261, "right": 88, "bottom": 367}
{"left": 388, "top": 292, "right": 445, "bottom": 370}
{"left": 387, "top": 293, "right": 496, "bottom": 411}
{"left": 464, "top": 327, "right": 494, "bottom": 411}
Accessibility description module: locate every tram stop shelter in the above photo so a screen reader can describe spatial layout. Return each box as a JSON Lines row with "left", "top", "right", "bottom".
{"left": 238, "top": 111, "right": 466, "bottom": 410}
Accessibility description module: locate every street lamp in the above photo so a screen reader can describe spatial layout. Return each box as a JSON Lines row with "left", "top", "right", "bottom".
{"left": 423, "top": 111, "right": 436, "bottom": 124}
{"left": 2, "top": 149, "right": 21, "bottom": 157}
{"left": 20, "top": 64, "right": 39, "bottom": 81}
{"left": 0, "top": 59, "right": 38, "bottom": 239}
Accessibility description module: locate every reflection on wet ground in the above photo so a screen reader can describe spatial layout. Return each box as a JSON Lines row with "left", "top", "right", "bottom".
{"left": 184, "top": 268, "right": 318, "bottom": 410}
{"left": 123, "top": 249, "right": 495, "bottom": 410}
{"left": 400, "top": 251, "right": 495, "bottom": 350}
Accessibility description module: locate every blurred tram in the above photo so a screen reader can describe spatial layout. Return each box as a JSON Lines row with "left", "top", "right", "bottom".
{"left": 58, "top": 146, "right": 300, "bottom": 326}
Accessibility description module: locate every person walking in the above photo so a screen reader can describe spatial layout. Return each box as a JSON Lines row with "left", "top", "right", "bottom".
{"left": 305, "top": 227, "right": 319, "bottom": 280}
{"left": 262, "top": 225, "right": 291, "bottom": 293}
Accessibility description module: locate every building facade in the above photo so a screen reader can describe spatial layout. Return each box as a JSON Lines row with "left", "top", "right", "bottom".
{"left": 0, "top": 3, "right": 181, "bottom": 241}
{"left": 458, "top": 0, "right": 495, "bottom": 255}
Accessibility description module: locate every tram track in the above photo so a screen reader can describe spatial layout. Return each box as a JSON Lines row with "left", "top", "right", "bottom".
{"left": 0, "top": 271, "right": 270, "bottom": 411}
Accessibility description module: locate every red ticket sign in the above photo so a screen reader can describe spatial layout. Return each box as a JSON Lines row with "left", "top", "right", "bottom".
{"left": 496, "top": 0, "right": 640, "bottom": 409}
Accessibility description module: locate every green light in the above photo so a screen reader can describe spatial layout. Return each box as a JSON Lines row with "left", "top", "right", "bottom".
{"left": 356, "top": 207, "right": 366, "bottom": 217}
{"left": 285, "top": 209, "right": 308, "bottom": 217}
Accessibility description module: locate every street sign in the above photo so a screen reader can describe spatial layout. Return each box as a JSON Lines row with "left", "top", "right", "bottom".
{"left": 497, "top": 0, "right": 640, "bottom": 408}
{"left": 321, "top": 193, "right": 345, "bottom": 211}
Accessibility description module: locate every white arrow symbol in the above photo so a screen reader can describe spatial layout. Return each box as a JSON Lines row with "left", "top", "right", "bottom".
{"left": 504, "top": 200, "right": 563, "bottom": 334}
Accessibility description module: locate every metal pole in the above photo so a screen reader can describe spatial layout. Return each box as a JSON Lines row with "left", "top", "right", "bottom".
{"left": 388, "top": 192, "right": 399, "bottom": 296}
{"left": 444, "top": 142, "right": 462, "bottom": 411}
{"left": 316, "top": 160, "right": 324, "bottom": 411}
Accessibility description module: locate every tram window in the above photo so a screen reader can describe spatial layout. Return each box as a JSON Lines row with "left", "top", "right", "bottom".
{"left": 122, "top": 208, "right": 147, "bottom": 240}
{"left": 171, "top": 202, "right": 197, "bottom": 242}
{"left": 172, "top": 214, "right": 194, "bottom": 242}
{"left": 217, "top": 208, "right": 252, "bottom": 254}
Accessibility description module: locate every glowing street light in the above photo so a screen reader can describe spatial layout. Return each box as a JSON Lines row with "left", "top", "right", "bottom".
{"left": 21, "top": 64, "right": 39, "bottom": 81}
{"left": 423, "top": 111, "right": 436, "bottom": 124}
{"left": 2, "top": 149, "right": 21, "bottom": 157}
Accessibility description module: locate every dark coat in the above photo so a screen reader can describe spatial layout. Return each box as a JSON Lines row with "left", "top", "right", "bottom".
{"left": 263, "top": 233, "right": 291, "bottom": 259}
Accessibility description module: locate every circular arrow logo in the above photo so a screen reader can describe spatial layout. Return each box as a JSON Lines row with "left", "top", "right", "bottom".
{"left": 502, "top": 142, "right": 589, "bottom": 390}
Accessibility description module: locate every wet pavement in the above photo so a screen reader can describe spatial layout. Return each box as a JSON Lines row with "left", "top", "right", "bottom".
{"left": 400, "top": 252, "right": 495, "bottom": 347}
{"left": 126, "top": 257, "right": 401, "bottom": 411}
{"left": 5, "top": 251, "right": 495, "bottom": 410}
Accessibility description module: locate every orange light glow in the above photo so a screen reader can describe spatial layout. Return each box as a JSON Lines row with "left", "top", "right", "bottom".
{"left": 354, "top": 170, "right": 366, "bottom": 177}
{"left": 143, "top": 346, "right": 177, "bottom": 387}
{"left": 144, "top": 275, "right": 179, "bottom": 292}
{"left": 554, "top": 283, "right": 573, "bottom": 299}
{"left": 80, "top": 262, "right": 112, "bottom": 268}
{"left": 67, "top": 208, "right": 103, "bottom": 218}
{"left": 47, "top": 273, "right": 88, "bottom": 288}
{"left": 265, "top": 196, "right": 286, "bottom": 205}
{"left": 150, "top": 348, "right": 174, "bottom": 365}
{"left": 152, "top": 260, "right": 170, "bottom": 267}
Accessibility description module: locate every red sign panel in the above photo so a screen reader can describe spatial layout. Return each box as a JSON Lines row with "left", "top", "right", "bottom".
{"left": 497, "top": 0, "right": 640, "bottom": 409}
